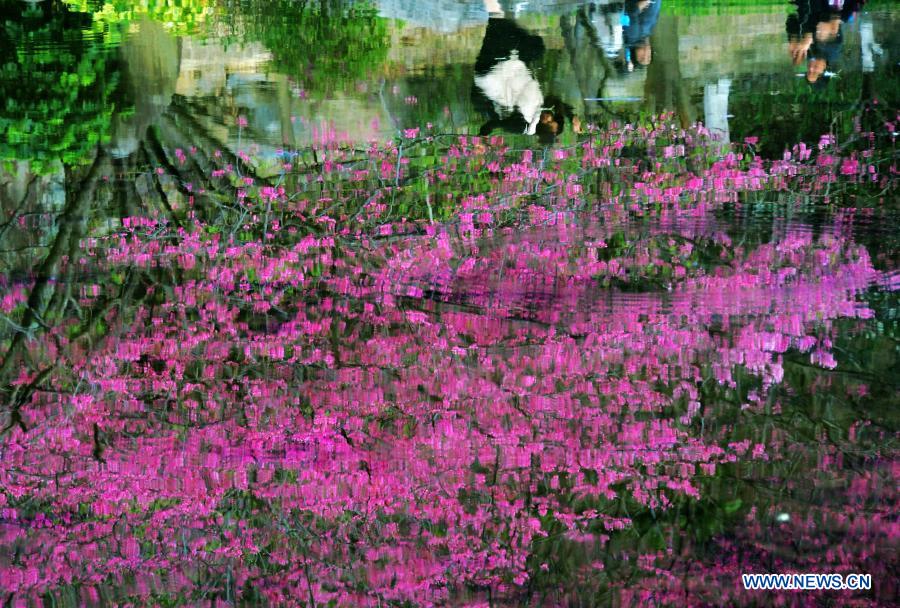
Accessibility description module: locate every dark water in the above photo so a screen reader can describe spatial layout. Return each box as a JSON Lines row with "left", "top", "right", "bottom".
{"left": 0, "top": 1, "right": 898, "bottom": 606}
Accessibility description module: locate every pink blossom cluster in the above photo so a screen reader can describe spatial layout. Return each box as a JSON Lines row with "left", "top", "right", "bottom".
{"left": 0, "top": 117, "right": 896, "bottom": 606}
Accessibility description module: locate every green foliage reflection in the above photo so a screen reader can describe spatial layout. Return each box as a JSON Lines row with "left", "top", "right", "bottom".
{"left": 63, "top": 0, "right": 215, "bottom": 36}
{"left": 231, "top": 0, "right": 390, "bottom": 95}
{"left": 0, "top": 3, "right": 119, "bottom": 172}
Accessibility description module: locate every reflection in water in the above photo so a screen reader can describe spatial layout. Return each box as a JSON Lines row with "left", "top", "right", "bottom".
{"left": 620, "top": 0, "right": 662, "bottom": 73}
{"left": 378, "top": 0, "right": 492, "bottom": 32}
{"left": 787, "top": 0, "right": 865, "bottom": 85}
{"left": 473, "top": 16, "right": 572, "bottom": 142}
{"left": 704, "top": 78, "right": 732, "bottom": 142}
{"left": 108, "top": 19, "right": 180, "bottom": 159}
{"left": 2, "top": 0, "right": 893, "bottom": 160}
{"left": 474, "top": 17, "right": 546, "bottom": 135}
{"left": 586, "top": 2, "right": 627, "bottom": 59}
{"left": 0, "top": 2, "right": 118, "bottom": 171}
{"left": 0, "top": 0, "right": 897, "bottom": 606}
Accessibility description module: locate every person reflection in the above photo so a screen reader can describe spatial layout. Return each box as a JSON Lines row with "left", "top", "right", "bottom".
{"left": 617, "top": 0, "right": 662, "bottom": 73}
{"left": 473, "top": 1, "right": 571, "bottom": 143}
{"left": 787, "top": 0, "right": 864, "bottom": 86}
{"left": 586, "top": 2, "right": 627, "bottom": 60}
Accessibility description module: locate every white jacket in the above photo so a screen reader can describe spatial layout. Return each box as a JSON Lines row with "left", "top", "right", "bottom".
{"left": 474, "top": 55, "right": 544, "bottom": 134}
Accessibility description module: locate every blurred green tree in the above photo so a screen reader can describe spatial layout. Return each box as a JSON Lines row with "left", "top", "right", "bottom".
{"left": 0, "top": 1, "right": 119, "bottom": 172}
{"left": 230, "top": 0, "right": 390, "bottom": 96}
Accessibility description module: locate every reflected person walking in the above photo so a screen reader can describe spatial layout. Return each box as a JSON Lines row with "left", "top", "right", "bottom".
{"left": 473, "top": 1, "right": 571, "bottom": 143}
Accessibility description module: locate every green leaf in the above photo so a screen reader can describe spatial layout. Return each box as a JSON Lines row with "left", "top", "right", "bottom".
{"left": 723, "top": 498, "right": 743, "bottom": 514}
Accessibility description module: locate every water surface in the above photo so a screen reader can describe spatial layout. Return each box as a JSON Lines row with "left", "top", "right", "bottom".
{"left": 0, "top": 1, "right": 897, "bottom": 605}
